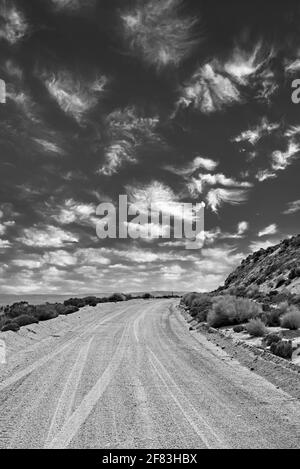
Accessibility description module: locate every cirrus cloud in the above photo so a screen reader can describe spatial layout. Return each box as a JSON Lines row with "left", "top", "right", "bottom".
{"left": 121, "top": 0, "right": 200, "bottom": 71}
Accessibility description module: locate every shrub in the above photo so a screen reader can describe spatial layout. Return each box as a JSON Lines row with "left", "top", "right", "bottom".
{"left": 280, "top": 306, "right": 300, "bottom": 330}
{"left": 233, "top": 325, "right": 245, "bottom": 333}
{"left": 207, "top": 295, "right": 262, "bottom": 328}
{"left": 291, "top": 294, "right": 300, "bottom": 307}
{"left": 189, "top": 295, "right": 213, "bottom": 322}
{"left": 245, "top": 285, "right": 260, "bottom": 298}
{"left": 264, "top": 303, "right": 288, "bottom": 326}
{"left": 64, "top": 298, "right": 86, "bottom": 308}
{"left": 263, "top": 333, "right": 282, "bottom": 347}
{"left": 181, "top": 292, "right": 200, "bottom": 308}
{"left": 83, "top": 296, "right": 98, "bottom": 306}
{"left": 1, "top": 321, "right": 20, "bottom": 332}
{"left": 7, "top": 302, "right": 36, "bottom": 319}
{"left": 142, "top": 293, "right": 153, "bottom": 299}
{"left": 34, "top": 304, "right": 59, "bottom": 321}
{"left": 270, "top": 340, "right": 293, "bottom": 359}
{"left": 60, "top": 305, "right": 80, "bottom": 315}
{"left": 108, "top": 293, "right": 126, "bottom": 302}
{"left": 14, "top": 314, "right": 38, "bottom": 327}
{"left": 246, "top": 318, "right": 267, "bottom": 337}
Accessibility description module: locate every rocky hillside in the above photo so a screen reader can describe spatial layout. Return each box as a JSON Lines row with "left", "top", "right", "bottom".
{"left": 220, "top": 235, "right": 300, "bottom": 295}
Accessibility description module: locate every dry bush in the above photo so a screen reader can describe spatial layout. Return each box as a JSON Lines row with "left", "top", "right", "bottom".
{"left": 246, "top": 318, "right": 267, "bottom": 337}
{"left": 207, "top": 295, "right": 262, "bottom": 328}
{"left": 281, "top": 306, "right": 300, "bottom": 330}
{"left": 270, "top": 339, "right": 293, "bottom": 359}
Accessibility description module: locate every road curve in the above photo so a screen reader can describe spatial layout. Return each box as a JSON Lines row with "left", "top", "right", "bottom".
{"left": 0, "top": 299, "right": 299, "bottom": 449}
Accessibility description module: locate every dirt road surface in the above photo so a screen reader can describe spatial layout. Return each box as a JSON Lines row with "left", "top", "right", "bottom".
{"left": 0, "top": 299, "right": 299, "bottom": 449}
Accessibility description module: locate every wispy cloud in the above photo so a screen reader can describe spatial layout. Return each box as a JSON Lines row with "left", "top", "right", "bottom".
{"left": 0, "top": 3, "right": 28, "bottom": 44}
{"left": 51, "top": 199, "right": 97, "bottom": 226}
{"left": 18, "top": 225, "right": 79, "bottom": 248}
{"left": 50, "top": 0, "right": 95, "bottom": 11}
{"left": 98, "top": 107, "right": 160, "bottom": 176}
{"left": 283, "top": 199, "right": 300, "bottom": 215}
{"left": 255, "top": 169, "right": 277, "bottom": 182}
{"left": 206, "top": 188, "right": 249, "bottom": 213}
{"left": 43, "top": 70, "right": 107, "bottom": 123}
{"left": 249, "top": 239, "right": 279, "bottom": 252}
{"left": 258, "top": 223, "right": 277, "bottom": 237}
{"left": 187, "top": 173, "right": 252, "bottom": 197}
{"left": 176, "top": 40, "right": 278, "bottom": 115}
{"left": 271, "top": 141, "right": 300, "bottom": 171}
{"left": 34, "top": 138, "right": 65, "bottom": 156}
{"left": 121, "top": 0, "right": 200, "bottom": 70}
{"left": 233, "top": 117, "right": 280, "bottom": 146}
{"left": 237, "top": 221, "right": 249, "bottom": 236}
{"left": 0, "top": 239, "right": 11, "bottom": 249}
{"left": 165, "top": 156, "right": 218, "bottom": 176}
{"left": 176, "top": 62, "right": 241, "bottom": 114}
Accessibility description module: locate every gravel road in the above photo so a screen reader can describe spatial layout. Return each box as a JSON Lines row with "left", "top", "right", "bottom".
{"left": 0, "top": 299, "right": 299, "bottom": 449}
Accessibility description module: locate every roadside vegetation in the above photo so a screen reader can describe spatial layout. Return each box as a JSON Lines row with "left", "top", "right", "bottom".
{"left": 0, "top": 292, "right": 179, "bottom": 333}
{"left": 181, "top": 289, "right": 300, "bottom": 361}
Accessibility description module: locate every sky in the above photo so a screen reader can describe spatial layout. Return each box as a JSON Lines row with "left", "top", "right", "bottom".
{"left": 0, "top": 0, "right": 299, "bottom": 295}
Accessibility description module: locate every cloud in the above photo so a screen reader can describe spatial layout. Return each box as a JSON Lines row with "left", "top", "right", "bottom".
{"left": 0, "top": 239, "right": 11, "bottom": 249}
{"left": 206, "top": 188, "right": 249, "bottom": 213}
{"left": 51, "top": 199, "right": 97, "bottom": 226}
{"left": 203, "top": 221, "right": 249, "bottom": 245}
{"left": 258, "top": 223, "right": 277, "bottom": 237}
{"left": 255, "top": 169, "right": 276, "bottom": 182}
{"left": 176, "top": 40, "right": 278, "bottom": 115}
{"left": 121, "top": 0, "right": 200, "bottom": 70}
{"left": 18, "top": 225, "right": 79, "bottom": 248}
{"left": 50, "top": 0, "right": 95, "bottom": 11}
{"left": 176, "top": 63, "right": 241, "bottom": 114}
{"left": 98, "top": 107, "right": 160, "bottom": 176}
{"left": 249, "top": 239, "right": 280, "bottom": 252}
{"left": 232, "top": 117, "right": 280, "bottom": 146}
{"left": 165, "top": 156, "right": 218, "bottom": 176}
{"left": 187, "top": 173, "right": 252, "bottom": 196}
{"left": 285, "top": 125, "right": 300, "bottom": 138}
{"left": 43, "top": 250, "right": 77, "bottom": 267}
{"left": 12, "top": 259, "right": 42, "bottom": 269}
{"left": 0, "top": 3, "right": 28, "bottom": 44}
{"left": 237, "top": 221, "right": 249, "bottom": 236}
{"left": 125, "top": 181, "right": 195, "bottom": 223}
{"left": 271, "top": 141, "right": 300, "bottom": 171}
{"left": 283, "top": 200, "right": 300, "bottom": 215}
{"left": 161, "top": 264, "right": 185, "bottom": 280}
{"left": 99, "top": 141, "right": 136, "bottom": 176}
{"left": 34, "top": 138, "right": 65, "bottom": 156}
{"left": 43, "top": 70, "right": 107, "bottom": 123}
